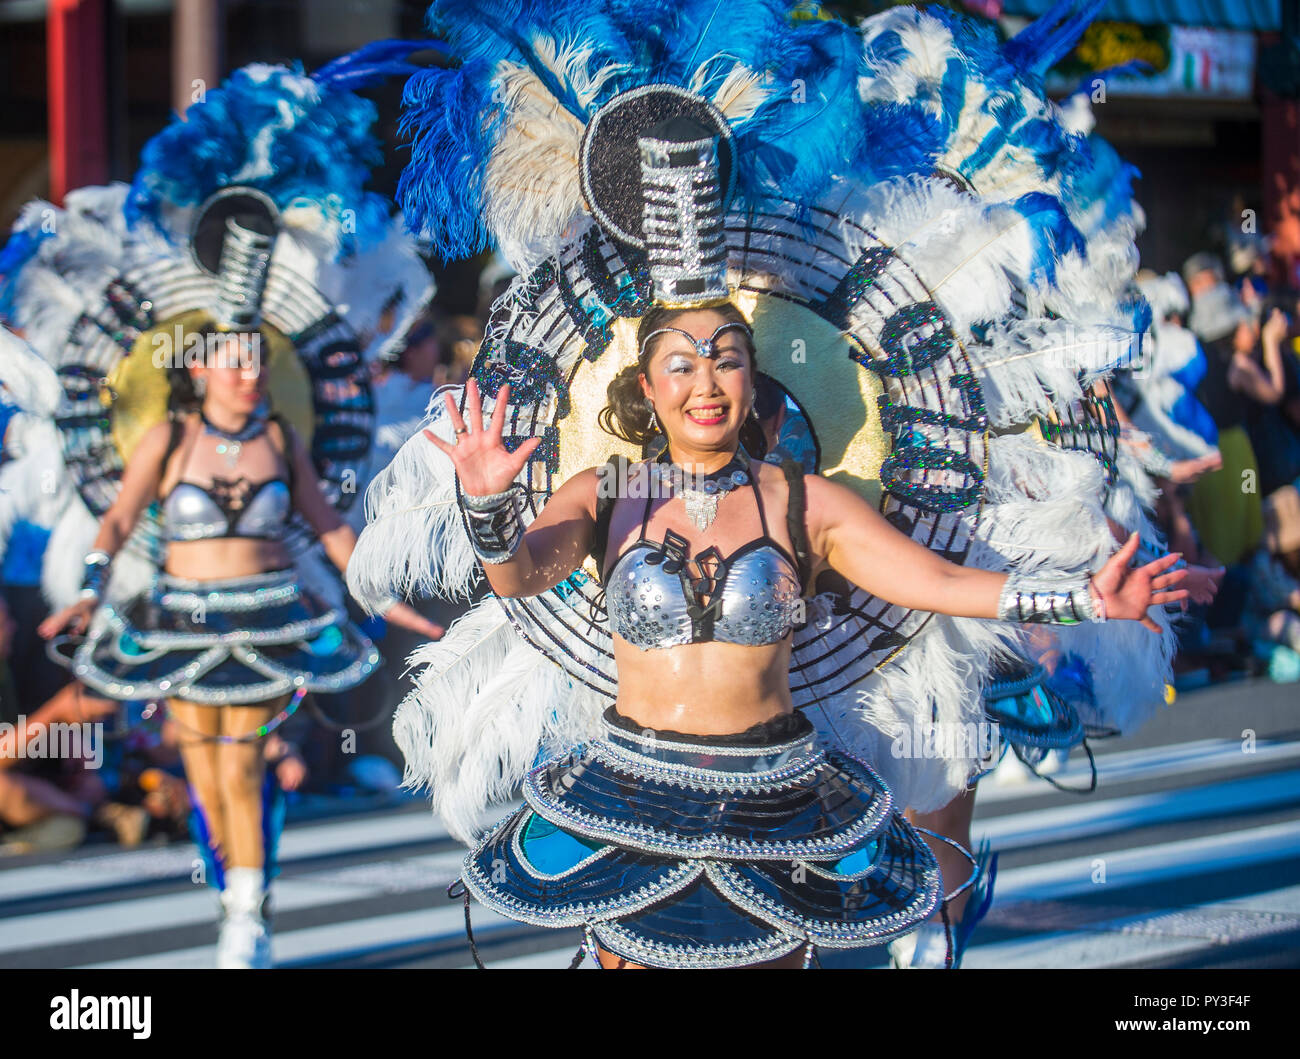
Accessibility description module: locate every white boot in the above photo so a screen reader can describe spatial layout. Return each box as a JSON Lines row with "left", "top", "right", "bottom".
{"left": 887, "top": 923, "right": 950, "bottom": 968}
{"left": 216, "top": 867, "right": 272, "bottom": 969}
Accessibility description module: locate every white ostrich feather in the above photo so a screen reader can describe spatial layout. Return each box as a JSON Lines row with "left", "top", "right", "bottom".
{"left": 484, "top": 62, "right": 588, "bottom": 274}
{"left": 843, "top": 612, "right": 1017, "bottom": 812}
{"left": 42, "top": 497, "right": 155, "bottom": 610}
{"left": 855, "top": 178, "right": 1037, "bottom": 336}
{"left": 0, "top": 328, "right": 61, "bottom": 416}
{"left": 859, "top": 7, "right": 955, "bottom": 108}
{"left": 698, "top": 62, "right": 772, "bottom": 125}
{"left": 971, "top": 319, "right": 1135, "bottom": 426}
{"left": 393, "top": 596, "right": 605, "bottom": 842}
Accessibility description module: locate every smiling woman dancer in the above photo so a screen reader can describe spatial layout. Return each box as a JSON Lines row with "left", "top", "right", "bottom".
{"left": 428, "top": 301, "right": 1183, "bottom": 969}
{"left": 353, "top": 0, "right": 1190, "bottom": 969}
{"left": 5, "top": 49, "right": 440, "bottom": 969}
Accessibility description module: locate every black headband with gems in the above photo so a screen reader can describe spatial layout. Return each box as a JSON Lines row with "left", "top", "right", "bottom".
{"left": 639, "top": 321, "right": 753, "bottom": 362}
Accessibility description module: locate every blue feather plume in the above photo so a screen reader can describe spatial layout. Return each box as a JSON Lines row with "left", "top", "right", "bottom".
{"left": 0, "top": 229, "right": 51, "bottom": 323}
{"left": 1004, "top": 0, "right": 1106, "bottom": 76}
{"left": 398, "top": 0, "right": 875, "bottom": 256}
{"left": 126, "top": 63, "right": 393, "bottom": 256}
{"left": 313, "top": 39, "right": 442, "bottom": 90}
{"left": 1008, "top": 191, "right": 1087, "bottom": 286}
{"left": 397, "top": 58, "right": 505, "bottom": 261}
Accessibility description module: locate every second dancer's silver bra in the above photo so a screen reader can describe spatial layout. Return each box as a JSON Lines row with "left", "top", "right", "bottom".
{"left": 164, "top": 477, "right": 291, "bottom": 541}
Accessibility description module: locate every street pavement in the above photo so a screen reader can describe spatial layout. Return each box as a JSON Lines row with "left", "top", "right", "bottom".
{"left": 0, "top": 677, "right": 1295, "bottom": 969}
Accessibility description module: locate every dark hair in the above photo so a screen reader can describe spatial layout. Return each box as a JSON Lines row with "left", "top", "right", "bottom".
{"left": 597, "top": 302, "right": 767, "bottom": 457}
{"left": 165, "top": 321, "right": 269, "bottom": 419}
{"left": 753, "top": 372, "right": 786, "bottom": 422}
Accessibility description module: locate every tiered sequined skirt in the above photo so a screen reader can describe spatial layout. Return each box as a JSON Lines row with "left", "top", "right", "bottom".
{"left": 462, "top": 710, "right": 942, "bottom": 968}
{"left": 53, "top": 569, "right": 380, "bottom": 705}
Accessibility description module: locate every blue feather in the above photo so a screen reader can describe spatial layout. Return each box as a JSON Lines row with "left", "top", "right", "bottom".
{"left": 859, "top": 102, "right": 944, "bottom": 182}
{"left": 313, "top": 39, "right": 442, "bottom": 90}
{"left": 1004, "top": 0, "right": 1106, "bottom": 76}
{"left": 397, "top": 58, "right": 505, "bottom": 259}
{"left": 398, "top": 0, "right": 879, "bottom": 249}
{"left": 1008, "top": 192, "right": 1087, "bottom": 286}
{"left": 126, "top": 64, "right": 393, "bottom": 256}
{"left": 938, "top": 58, "right": 967, "bottom": 140}
{"left": 0, "top": 229, "right": 50, "bottom": 322}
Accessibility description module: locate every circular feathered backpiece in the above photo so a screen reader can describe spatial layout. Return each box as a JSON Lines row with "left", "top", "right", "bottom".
{"left": 190, "top": 186, "right": 280, "bottom": 276}
{"left": 580, "top": 84, "right": 736, "bottom": 249}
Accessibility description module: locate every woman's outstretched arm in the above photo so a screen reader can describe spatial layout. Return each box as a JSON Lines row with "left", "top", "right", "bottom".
{"left": 803, "top": 473, "right": 1187, "bottom": 632}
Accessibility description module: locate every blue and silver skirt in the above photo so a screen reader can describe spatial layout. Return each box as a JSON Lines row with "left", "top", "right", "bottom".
{"left": 53, "top": 568, "right": 381, "bottom": 705}
{"left": 462, "top": 709, "right": 942, "bottom": 968}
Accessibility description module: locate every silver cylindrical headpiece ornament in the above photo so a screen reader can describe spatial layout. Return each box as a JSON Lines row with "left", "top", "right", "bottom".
{"left": 637, "top": 128, "right": 729, "bottom": 308}
{"left": 213, "top": 217, "right": 274, "bottom": 329}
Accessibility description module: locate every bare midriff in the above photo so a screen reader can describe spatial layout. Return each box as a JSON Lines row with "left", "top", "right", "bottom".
{"left": 164, "top": 538, "right": 291, "bottom": 580}
{"left": 610, "top": 635, "right": 794, "bottom": 736}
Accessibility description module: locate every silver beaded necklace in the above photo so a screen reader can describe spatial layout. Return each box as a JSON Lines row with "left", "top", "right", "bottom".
{"left": 651, "top": 448, "right": 752, "bottom": 531}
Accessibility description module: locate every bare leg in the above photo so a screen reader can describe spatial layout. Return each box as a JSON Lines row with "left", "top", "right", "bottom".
{"left": 168, "top": 699, "right": 226, "bottom": 867}
{"left": 215, "top": 699, "right": 284, "bottom": 871}
{"left": 0, "top": 683, "right": 118, "bottom": 772}
{"left": 908, "top": 786, "right": 978, "bottom": 923}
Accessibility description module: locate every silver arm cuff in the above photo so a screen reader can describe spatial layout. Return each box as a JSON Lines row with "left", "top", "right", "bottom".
{"left": 79, "top": 550, "right": 112, "bottom": 601}
{"left": 462, "top": 484, "right": 526, "bottom": 565}
{"left": 1137, "top": 444, "right": 1175, "bottom": 480}
{"left": 997, "top": 573, "right": 1102, "bottom": 625}
{"left": 351, "top": 585, "right": 400, "bottom": 616}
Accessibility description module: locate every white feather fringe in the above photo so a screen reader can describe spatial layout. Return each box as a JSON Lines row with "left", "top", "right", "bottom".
{"left": 393, "top": 596, "right": 605, "bottom": 842}
{"left": 484, "top": 61, "right": 589, "bottom": 274}
{"left": 348, "top": 385, "right": 479, "bottom": 607}
{"left": 0, "top": 329, "right": 62, "bottom": 417}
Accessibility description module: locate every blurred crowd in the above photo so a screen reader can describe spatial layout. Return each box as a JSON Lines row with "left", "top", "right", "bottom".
{"left": 1116, "top": 233, "right": 1300, "bottom": 687}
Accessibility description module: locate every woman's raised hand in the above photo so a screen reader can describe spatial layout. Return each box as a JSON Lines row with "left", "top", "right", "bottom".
{"left": 423, "top": 378, "right": 541, "bottom": 497}
{"left": 1090, "top": 532, "right": 1189, "bottom": 633}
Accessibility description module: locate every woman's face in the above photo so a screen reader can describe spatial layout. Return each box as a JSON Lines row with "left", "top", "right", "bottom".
{"left": 639, "top": 309, "right": 753, "bottom": 452}
{"left": 192, "top": 332, "right": 267, "bottom": 414}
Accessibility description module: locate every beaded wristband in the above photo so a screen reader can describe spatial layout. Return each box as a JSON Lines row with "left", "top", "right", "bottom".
{"left": 351, "top": 584, "right": 401, "bottom": 616}
{"left": 79, "top": 550, "right": 112, "bottom": 602}
{"left": 997, "top": 573, "right": 1102, "bottom": 625}
{"left": 1136, "top": 443, "right": 1175, "bottom": 480}
{"left": 461, "top": 484, "right": 526, "bottom": 565}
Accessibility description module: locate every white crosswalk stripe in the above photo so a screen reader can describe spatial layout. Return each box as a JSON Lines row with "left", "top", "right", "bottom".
{"left": 2, "top": 710, "right": 1297, "bottom": 970}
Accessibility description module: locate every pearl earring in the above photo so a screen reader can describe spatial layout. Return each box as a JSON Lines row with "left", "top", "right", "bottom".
{"left": 194, "top": 375, "right": 207, "bottom": 398}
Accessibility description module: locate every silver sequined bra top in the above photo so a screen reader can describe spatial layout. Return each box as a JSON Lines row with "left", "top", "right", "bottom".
{"left": 163, "top": 477, "right": 292, "bottom": 542}
{"left": 602, "top": 473, "right": 804, "bottom": 650}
